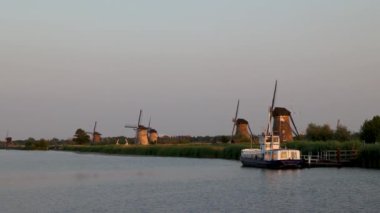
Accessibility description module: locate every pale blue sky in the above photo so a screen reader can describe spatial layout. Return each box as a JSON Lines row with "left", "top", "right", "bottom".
{"left": 1, "top": 0, "right": 379, "bottom": 139}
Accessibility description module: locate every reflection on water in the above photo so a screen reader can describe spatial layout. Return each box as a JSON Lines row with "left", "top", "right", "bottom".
{"left": 1, "top": 150, "right": 379, "bottom": 213}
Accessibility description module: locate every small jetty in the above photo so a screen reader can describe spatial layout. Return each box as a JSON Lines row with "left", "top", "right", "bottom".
{"left": 301, "top": 150, "right": 358, "bottom": 167}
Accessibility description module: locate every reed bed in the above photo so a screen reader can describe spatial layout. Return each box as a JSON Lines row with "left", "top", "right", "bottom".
{"left": 284, "top": 140, "right": 362, "bottom": 153}
{"left": 357, "top": 144, "right": 380, "bottom": 168}
{"left": 63, "top": 144, "right": 250, "bottom": 160}
{"left": 63, "top": 141, "right": 380, "bottom": 169}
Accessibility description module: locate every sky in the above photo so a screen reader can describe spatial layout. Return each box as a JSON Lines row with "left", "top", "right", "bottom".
{"left": 1, "top": 0, "right": 379, "bottom": 140}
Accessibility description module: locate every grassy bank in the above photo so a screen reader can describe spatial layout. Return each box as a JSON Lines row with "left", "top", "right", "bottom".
{"left": 284, "top": 140, "right": 362, "bottom": 153}
{"left": 58, "top": 141, "right": 380, "bottom": 169}
{"left": 357, "top": 144, "right": 380, "bottom": 168}
{"left": 62, "top": 143, "right": 250, "bottom": 160}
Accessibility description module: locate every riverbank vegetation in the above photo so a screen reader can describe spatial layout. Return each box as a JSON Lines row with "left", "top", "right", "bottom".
{"left": 61, "top": 141, "right": 380, "bottom": 168}
{"left": 2, "top": 139, "right": 379, "bottom": 169}
{"left": 62, "top": 143, "right": 247, "bottom": 160}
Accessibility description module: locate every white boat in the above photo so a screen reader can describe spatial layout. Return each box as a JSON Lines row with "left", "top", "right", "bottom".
{"left": 240, "top": 135, "right": 302, "bottom": 169}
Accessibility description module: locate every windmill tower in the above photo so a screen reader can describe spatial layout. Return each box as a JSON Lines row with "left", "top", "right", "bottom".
{"left": 230, "top": 100, "right": 254, "bottom": 143}
{"left": 266, "top": 81, "right": 299, "bottom": 142}
{"left": 87, "top": 121, "right": 102, "bottom": 144}
{"left": 147, "top": 117, "right": 158, "bottom": 144}
{"left": 272, "top": 107, "right": 299, "bottom": 142}
{"left": 5, "top": 131, "right": 13, "bottom": 149}
{"left": 235, "top": 119, "right": 251, "bottom": 140}
{"left": 125, "top": 110, "right": 149, "bottom": 145}
{"left": 149, "top": 129, "right": 158, "bottom": 144}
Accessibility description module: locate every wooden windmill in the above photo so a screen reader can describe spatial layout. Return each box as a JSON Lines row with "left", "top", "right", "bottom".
{"left": 266, "top": 80, "right": 299, "bottom": 142}
{"left": 272, "top": 107, "right": 299, "bottom": 142}
{"left": 4, "top": 131, "right": 14, "bottom": 149}
{"left": 125, "top": 110, "right": 149, "bottom": 145}
{"left": 230, "top": 100, "right": 254, "bottom": 143}
{"left": 87, "top": 121, "right": 102, "bottom": 144}
{"left": 147, "top": 117, "right": 158, "bottom": 144}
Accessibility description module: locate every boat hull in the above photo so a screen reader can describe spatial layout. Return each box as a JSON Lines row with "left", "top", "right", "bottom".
{"left": 240, "top": 157, "right": 302, "bottom": 169}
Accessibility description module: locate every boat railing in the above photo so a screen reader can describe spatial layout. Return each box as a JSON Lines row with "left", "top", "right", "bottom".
{"left": 301, "top": 150, "right": 358, "bottom": 163}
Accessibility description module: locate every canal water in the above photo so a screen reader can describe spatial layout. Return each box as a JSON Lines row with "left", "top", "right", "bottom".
{"left": 0, "top": 150, "right": 379, "bottom": 213}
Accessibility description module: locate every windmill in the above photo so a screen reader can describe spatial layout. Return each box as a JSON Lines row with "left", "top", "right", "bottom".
{"left": 272, "top": 107, "right": 300, "bottom": 142}
{"left": 125, "top": 110, "right": 149, "bottom": 145}
{"left": 266, "top": 80, "right": 300, "bottom": 142}
{"left": 5, "top": 130, "right": 13, "bottom": 149}
{"left": 230, "top": 100, "right": 254, "bottom": 143}
{"left": 86, "top": 121, "right": 102, "bottom": 144}
{"left": 147, "top": 117, "right": 158, "bottom": 144}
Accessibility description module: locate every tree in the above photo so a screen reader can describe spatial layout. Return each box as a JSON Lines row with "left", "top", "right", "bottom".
{"left": 25, "top": 138, "right": 49, "bottom": 150}
{"left": 306, "top": 123, "right": 334, "bottom": 141}
{"left": 73, "top": 128, "right": 90, "bottom": 144}
{"left": 335, "top": 125, "right": 351, "bottom": 142}
{"left": 360, "top": 115, "right": 380, "bottom": 143}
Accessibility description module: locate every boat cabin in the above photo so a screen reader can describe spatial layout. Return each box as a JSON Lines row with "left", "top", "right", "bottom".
{"left": 264, "top": 149, "right": 300, "bottom": 161}
{"left": 260, "top": 135, "right": 280, "bottom": 152}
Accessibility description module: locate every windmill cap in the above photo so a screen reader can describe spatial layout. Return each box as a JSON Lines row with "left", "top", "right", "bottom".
{"left": 138, "top": 125, "right": 148, "bottom": 130}
{"left": 149, "top": 129, "right": 158, "bottom": 133}
{"left": 236, "top": 118, "right": 249, "bottom": 124}
{"left": 273, "top": 107, "right": 291, "bottom": 116}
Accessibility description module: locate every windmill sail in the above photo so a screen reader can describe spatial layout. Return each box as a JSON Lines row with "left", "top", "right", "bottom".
{"left": 230, "top": 99, "right": 240, "bottom": 143}
{"left": 266, "top": 80, "right": 277, "bottom": 135}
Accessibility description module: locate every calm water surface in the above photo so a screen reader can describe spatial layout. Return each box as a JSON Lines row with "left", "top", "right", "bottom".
{"left": 0, "top": 150, "right": 379, "bottom": 213}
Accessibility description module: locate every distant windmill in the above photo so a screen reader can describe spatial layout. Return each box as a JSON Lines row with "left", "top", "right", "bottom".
{"left": 87, "top": 121, "right": 102, "bottom": 144}
{"left": 147, "top": 117, "right": 158, "bottom": 144}
{"left": 5, "top": 130, "right": 13, "bottom": 149}
{"left": 230, "top": 100, "right": 254, "bottom": 143}
{"left": 125, "top": 110, "right": 149, "bottom": 145}
{"left": 272, "top": 107, "right": 299, "bottom": 142}
{"left": 266, "top": 80, "right": 299, "bottom": 142}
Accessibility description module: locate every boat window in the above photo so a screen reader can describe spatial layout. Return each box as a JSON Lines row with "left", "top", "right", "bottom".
{"left": 280, "top": 151, "right": 287, "bottom": 159}
{"left": 272, "top": 153, "right": 278, "bottom": 160}
{"left": 291, "top": 152, "right": 297, "bottom": 159}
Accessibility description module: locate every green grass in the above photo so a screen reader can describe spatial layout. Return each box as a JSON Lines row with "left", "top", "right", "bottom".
{"left": 284, "top": 140, "right": 362, "bottom": 153}
{"left": 357, "top": 144, "right": 380, "bottom": 168}
{"left": 62, "top": 143, "right": 251, "bottom": 160}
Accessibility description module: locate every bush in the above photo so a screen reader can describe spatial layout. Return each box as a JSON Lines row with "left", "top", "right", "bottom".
{"left": 360, "top": 115, "right": 380, "bottom": 143}
{"left": 25, "top": 139, "right": 49, "bottom": 150}
{"left": 335, "top": 125, "right": 351, "bottom": 142}
{"left": 306, "top": 123, "right": 334, "bottom": 141}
